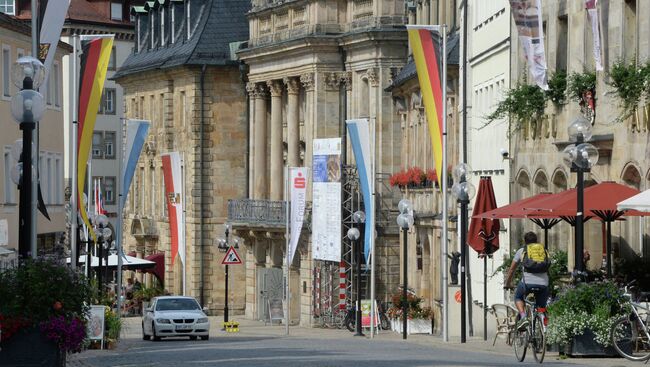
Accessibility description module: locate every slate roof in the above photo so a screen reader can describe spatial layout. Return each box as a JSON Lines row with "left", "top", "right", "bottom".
{"left": 386, "top": 31, "right": 460, "bottom": 92}
{"left": 114, "top": 0, "right": 250, "bottom": 79}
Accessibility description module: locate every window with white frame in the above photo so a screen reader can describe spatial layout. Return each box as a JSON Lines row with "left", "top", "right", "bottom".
{"left": 104, "top": 132, "right": 115, "bottom": 159}
{"left": 92, "top": 132, "right": 104, "bottom": 159}
{"left": 108, "top": 47, "right": 117, "bottom": 70}
{"left": 55, "top": 156, "right": 62, "bottom": 204}
{"left": 99, "top": 88, "right": 116, "bottom": 114}
{"left": 111, "top": 2, "right": 123, "bottom": 21}
{"left": 4, "top": 148, "right": 15, "bottom": 203}
{"left": 0, "top": 0, "right": 15, "bottom": 15}
{"left": 2, "top": 45, "right": 10, "bottom": 97}
{"left": 104, "top": 176, "right": 115, "bottom": 205}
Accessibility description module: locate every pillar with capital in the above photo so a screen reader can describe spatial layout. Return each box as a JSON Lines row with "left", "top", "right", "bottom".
{"left": 268, "top": 80, "right": 284, "bottom": 201}
{"left": 284, "top": 77, "right": 301, "bottom": 168}
{"left": 246, "top": 82, "right": 257, "bottom": 196}
{"left": 253, "top": 83, "right": 268, "bottom": 199}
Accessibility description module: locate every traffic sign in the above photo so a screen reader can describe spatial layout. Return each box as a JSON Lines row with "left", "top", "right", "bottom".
{"left": 221, "top": 246, "right": 242, "bottom": 265}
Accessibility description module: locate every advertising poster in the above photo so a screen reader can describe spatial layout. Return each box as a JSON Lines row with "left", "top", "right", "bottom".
{"left": 312, "top": 138, "right": 342, "bottom": 262}
{"left": 361, "top": 299, "right": 379, "bottom": 328}
{"left": 87, "top": 305, "right": 105, "bottom": 341}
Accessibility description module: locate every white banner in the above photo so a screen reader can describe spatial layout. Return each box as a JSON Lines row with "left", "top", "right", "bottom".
{"left": 509, "top": 0, "right": 549, "bottom": 90}
{"left": 312, "top": 138, "right": 342, "bottom": 262}
{"left": 162, "top": 152, "right": 185, "bottom": 265}
{"left": 39, "top": 0, "right": 71, "bottom": 100}
{"left": 288, "top": 167, "right": 308, "bottom": 264}
{"left": 585, "top": 0, "right": 603, "bottom": 71}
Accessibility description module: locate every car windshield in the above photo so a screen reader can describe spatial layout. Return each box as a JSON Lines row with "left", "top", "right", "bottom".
{"left": 155, "top": 298, "right": 201, "bottom": 311}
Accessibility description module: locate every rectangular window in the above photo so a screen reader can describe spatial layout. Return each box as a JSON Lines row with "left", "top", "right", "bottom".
{"left": 46, "top": 156, "right": 52, "bottom": 204}
{"left": 108, "top": 46, "right": 117, "bottom": 70}
{"left": 160, "top": 7, "right": 165, "bottom": 46}
{"left": 2, "top": 46, "right": 10, "bottom": 97}
{"left": 111, "top": 2, "right": 123, "bottom": 21}
{"left": 99, "top": 88, "right": 116, "bottom": 114}
{"left": 0, "top": 0, "right": 15, "bottom": 15}
{"left": 104, "top": 176, "right": 116, "bottom": 205}
{"left": 55, "top": 156, "right": 62, "bottom": 204}
{"left": 92, "top": 132, "right": 104, "bottom": 159}
{"left": 180, "top": 91, "right": 186, "bottom": 127}
{"left": 150, "top": 167, "right": 155, "bottom": 216}
{"left": 4, "top": 148, "right": 15, "bottom": 203}
{"left": 140, "top": 167, "right": 145, "bottom": 213}
{"left": 104, "top": 131, "right": 116, "bottom": 159}
{"left": 53, "top": 63, "right": 60, "bottom": 107}
{"left": 624, "top": 0, "right": 637, "bottom": 62}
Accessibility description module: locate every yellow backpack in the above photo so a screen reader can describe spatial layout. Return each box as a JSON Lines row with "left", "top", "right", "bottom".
{"left": 522, "top": 243, "right": 550, "bottom": 273}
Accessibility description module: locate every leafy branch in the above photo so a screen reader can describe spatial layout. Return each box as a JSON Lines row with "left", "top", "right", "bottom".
{"left": 608, "top": 59, "right": 646, "bottom": 121}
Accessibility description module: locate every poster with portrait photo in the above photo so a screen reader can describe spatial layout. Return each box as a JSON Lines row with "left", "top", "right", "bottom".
{"left": 312, "top": 138, "right": 342, "bottom": 262}
{"left": 88, "top": 305, "right": 105, "bottom": 341}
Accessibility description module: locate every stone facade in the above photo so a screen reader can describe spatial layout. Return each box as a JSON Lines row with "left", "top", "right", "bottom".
{"left": 509, "top": 0, "right": 650, "bottom": 269}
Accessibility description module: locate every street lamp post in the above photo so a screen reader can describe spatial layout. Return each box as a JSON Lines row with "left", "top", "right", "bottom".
{"left": 217, "top": 224, "right": 238, "bottom": 325}
{"left": 349, "top": 211, "right": 366, "bottom": 336}
{"left": 10, "top": 57, "right": 45, "bottom": 260}
{"left": 562, "top": 117, "right": 598, "bottom": 276}
{"left": 451, "top": 163, "right": 476, "bottom": 344}
{"left": 396, "top": 199, "right": 414, "bottom": 340}
{"left": 90, "top": 214, "right": 111, "bottom": 291}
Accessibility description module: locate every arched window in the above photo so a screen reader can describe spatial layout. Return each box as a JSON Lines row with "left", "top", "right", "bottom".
{"left": 552, "top": 170, "right": 568, "bottom": 193}
{"left": 533, "top": 170, "right": 548, "bottom": 194}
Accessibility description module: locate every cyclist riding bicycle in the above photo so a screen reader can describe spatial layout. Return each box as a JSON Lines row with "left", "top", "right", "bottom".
{"left": 504, "top": 232, "right": 550, "bottom": 331}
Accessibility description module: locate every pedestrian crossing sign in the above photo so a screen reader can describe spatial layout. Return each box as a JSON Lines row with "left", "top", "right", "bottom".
{"left": 221, "top": 246, "right": 242, "bottom": 265}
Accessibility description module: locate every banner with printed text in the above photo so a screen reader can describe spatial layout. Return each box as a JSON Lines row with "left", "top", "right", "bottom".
{"left": 312, "top": 139, "right": 342, "bottom": 262}
{"left": 509, "top": 0, "right": 549, "bottom": 89}
{"left": 288, "top": 167, "right": 309, "bottom": 264}
{"left": 585, "top": 0, "right": 603, "bottom": 71}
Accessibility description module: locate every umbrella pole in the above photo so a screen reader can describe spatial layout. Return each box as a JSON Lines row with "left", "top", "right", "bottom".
{"left": 606, "top": 220, "right": 612, "bottom": 277}
{"left": 544, "top": 225, "right": 549, "bottom": 250}
{"left": 483, "top": 250, "right": 487, "bottom": 341}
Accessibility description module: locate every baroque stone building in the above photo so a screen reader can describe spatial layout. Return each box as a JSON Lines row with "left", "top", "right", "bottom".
{"left": 232, "top": 0, "right": 409, "bottom": 326}
{"left": 509, "top": 0, "right": 649, "bottom": 270}
{"left": 114, "top": 0, "right": 250, "bottom": 313}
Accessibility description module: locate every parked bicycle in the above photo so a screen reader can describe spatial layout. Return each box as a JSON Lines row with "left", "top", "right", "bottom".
{"left": 344, "top": 301, "right": 391, "bottom": 332}
{"left": 511, "top": 291, "right": 547, "bottom": 363}
{"left": 610, "top": 281, "right": 650, "bottom": 362}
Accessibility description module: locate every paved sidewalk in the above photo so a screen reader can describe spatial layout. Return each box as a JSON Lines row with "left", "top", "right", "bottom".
{"left": 68, "top": 316, "right": 642, "bottom": 367}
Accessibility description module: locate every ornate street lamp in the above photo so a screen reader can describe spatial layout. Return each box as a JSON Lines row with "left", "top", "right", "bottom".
{"left": 396, "top": 199, "right": 414, "bottom": 340}
{"left": 451, "top": 163, "right": 475, "bottom": 344}
{"left": 563, "top": 116, "right": 599, "bottom": 276}
{"left": 11, "top": 56, "right": 45, "bottom": 260}
{"left": 349, "top": 210, "right": 366, "bottom": 336}
{"left": 216, "top": 224, "right": 238, "bottom": 325}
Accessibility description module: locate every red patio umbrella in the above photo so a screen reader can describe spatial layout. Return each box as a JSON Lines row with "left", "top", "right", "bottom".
{"left": 142, "top": 253, "right": 165, "bottom": 287}
{"left": 467, "top": 177, "right": 500, "bottom": 341}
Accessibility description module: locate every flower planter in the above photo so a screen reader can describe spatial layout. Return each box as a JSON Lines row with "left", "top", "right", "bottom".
{"left": 566, "top": 328, "right": 620, "bottom": 357}
{"left": 0, "top": 326, "right": 65, "bottom": 366}
{"left": 390, "top": 318, "right": 433, "bottom": 335}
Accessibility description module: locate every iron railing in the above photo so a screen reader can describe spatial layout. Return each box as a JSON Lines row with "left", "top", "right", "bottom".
{"left": 228, "top": 199, "right": 287, "bottom": 227}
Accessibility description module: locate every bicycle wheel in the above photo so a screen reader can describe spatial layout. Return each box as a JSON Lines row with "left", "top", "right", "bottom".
{"left": 611, "top": 315, "right": 650, "bottom": 361}
{"left": 345, "top": 316, "right": 355, "bottom": 332}
{"left": 380, "top": 314, "right": 390, "bottom": 330}
{"left": 531, "top": 315, "right": 546, "bottom": 363}
{"left": 513, "top": 328, "right": 528, "bottom": 362}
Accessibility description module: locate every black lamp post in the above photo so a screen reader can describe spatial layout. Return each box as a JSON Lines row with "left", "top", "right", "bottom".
{"left": 396, "top": 199, "right": 414, "bottom": 340}
{"left": 90, "top": 214, "right": 111, "bottom": 290}
{"left": 217, "top": 224, "right": 238, "bottom": 325}
{"left": 562, "top": 117, "right": 598, "bottom": 276}
{"left": 451, "top": 163, "right": 476, "bottom": 344}
{"left": 348, "top": 210, "right": 366, "bottom": 336}
{"left": 10, "top": 57, "right": 46, "bottom": 260}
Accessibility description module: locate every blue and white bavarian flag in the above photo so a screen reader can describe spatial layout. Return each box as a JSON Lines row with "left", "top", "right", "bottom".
{"left": 121, "top": 119, "right": 150, "bottom": 208}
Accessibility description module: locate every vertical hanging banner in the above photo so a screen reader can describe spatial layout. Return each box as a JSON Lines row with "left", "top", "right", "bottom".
{"left": 346, "top": 119, "right": 374, "bottom": 265}
{"left": 585, "top": 0, "right": 603, "bottom": 71}
{"left": 509, "top": 0, "right": 549, "bottom": 90}
{"left": 288, "top": 167, "right": 309, "bottom": 264}
{"left": 76, "top": 35, "right": 114, "bottom": 242}
{"left": 406, "top": 25, "right": 444, "bottom": 189}
{"left": 162, "top": 152, "right": 185, "bottom": 265}
{"left": 312, "top": 138, "right": 342, "bottom": 262}
{"left": 121, "top": 120, "right": 150, "bottom": 208}
{"left": 38, "top": 0, "right": 71, "bottom": 98}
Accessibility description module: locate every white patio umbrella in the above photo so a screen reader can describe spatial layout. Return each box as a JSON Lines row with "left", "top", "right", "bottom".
{"left": 67, "top": 254, "right": 155, "bottom": 270}
{"left": 617, "top": 189, "right": 650, "bottom": 212}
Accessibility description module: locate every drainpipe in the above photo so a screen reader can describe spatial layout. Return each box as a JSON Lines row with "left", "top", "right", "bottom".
{"left": 240, "top": 61, "right": 250, "bottom": 198}
{"left": 339, "top": 47, "right": 347, "bottom": 166}
{"left": 199, "top": 64, "right": 207, "bottom": 307}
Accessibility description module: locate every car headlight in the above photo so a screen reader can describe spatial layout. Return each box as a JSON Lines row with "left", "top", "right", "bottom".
{"left": 197, "top": 317, "right": 208, "bottom": 323}
{"left": 156, "top": 318, "right": 171, "bottom": 324}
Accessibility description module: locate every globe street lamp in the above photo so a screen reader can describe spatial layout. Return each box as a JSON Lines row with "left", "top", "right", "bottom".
{"left": 451, "top": 163, "right": 476, "bottom": 344}
{"left": 396, "top": 199, "right": 414, "bottom": 340}
{"left": 349, "top": 210, "right": 366, "bottom": 336}
{"left": 216, "top": 224, "right": 238, "bottom": 325}
{"left": 90, "top": 213, "right": 111, "bottom": 291}
{"left": 11, "top": 57, "right": 45, "bottom": 260}
{"left": 563, "top": 117, "right": 599, "bottom": 276}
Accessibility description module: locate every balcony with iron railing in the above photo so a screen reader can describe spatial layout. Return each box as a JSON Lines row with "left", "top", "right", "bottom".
{"left": 227, "top": 199, "right": 287, "bottom": 228}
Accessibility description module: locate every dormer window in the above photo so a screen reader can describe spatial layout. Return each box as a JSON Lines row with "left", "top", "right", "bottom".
{"left": 160, "top": 6, "right": 165, "bottom": 46}
{"left": 0, "top": 0, "right": 15, "bottom": 15}
{"left": 172, "top": 0, "right": 186, "bottom": 44}
{"left": 111, "top": 2, "right": 123, "bottom": 21}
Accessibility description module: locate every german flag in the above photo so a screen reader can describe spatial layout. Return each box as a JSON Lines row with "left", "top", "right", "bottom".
{"left": 77, "top": 35, "right": 114, "bottom": 241}
{"left": 407, "top": 26, "right": 444, "bottom": 188}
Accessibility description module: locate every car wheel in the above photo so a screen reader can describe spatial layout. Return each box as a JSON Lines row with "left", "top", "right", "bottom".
{"left": 200, "top": 335, "right": 209, "bottom": 341}
{"left": 152, "top": 323, "right": 161, "bottom": 341}
{"left": 189, "top": 336, "right": 197, "bottom": 340}
{"left": 142, "top": 323, "right": 150, "bottom": 340}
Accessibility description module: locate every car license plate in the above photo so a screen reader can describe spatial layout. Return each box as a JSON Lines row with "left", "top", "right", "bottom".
{"left": 175, "top": 325, "right": 192, "bottom": 330}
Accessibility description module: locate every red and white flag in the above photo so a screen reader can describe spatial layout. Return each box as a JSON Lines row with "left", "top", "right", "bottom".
{"left": 162, "top": 152, "right": 185, "bottom": 265}
{"left": 94, "top": 178, "right": 107, "bottom": 215}
{"left": 288, "top": 167, "right": 309, "bottom": 264}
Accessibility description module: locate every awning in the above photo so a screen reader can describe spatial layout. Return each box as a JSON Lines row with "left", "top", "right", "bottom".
{"left": 468, "top": 177, "right": 500, "bottom": 255}
{"left": 67, "top": 254, "right": 155, "bottom": 270}
{"left": 142, "top": 253, "right": 165, "bottom": 286}
{"left": 617, "top": 189, "right": 650, "bottom": 212}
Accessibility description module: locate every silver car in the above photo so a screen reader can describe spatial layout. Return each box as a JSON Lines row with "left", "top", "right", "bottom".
{"left": 142, "top": 296, "right": 210, "bottom": 341}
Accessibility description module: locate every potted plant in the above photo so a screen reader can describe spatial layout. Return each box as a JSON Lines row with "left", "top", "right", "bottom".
{"left": 545, "top": 280, "right": 627, "bottom": 356}
{"left": 484, "top": 83, "right": 546, "bottom": 137}
{"left": 0, "top": 259, "right": 93, "bottom": 366}
{"left": 386, "top": 290, "right": 434, "bottom": 335}
{"left": 104, "top": 308, "right": 122, "bottom": 349}
{"left": 608, "top": 59, "right": 647, "bottom": 122}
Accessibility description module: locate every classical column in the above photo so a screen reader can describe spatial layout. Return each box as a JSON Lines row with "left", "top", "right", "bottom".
{"left": 246, "top": 82, "right": 256, "bottom": 197}
{"left": 268, "top": 80, "right": 284, "bottom": 201}
{"left": 284, "top": 77, "right": 301, "bottom": 168}
{"left": 254, "top": 83, "right": 268, "bottom": 199}
{"left": 300, "top": 73, "right": 315, "bottom": 201}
